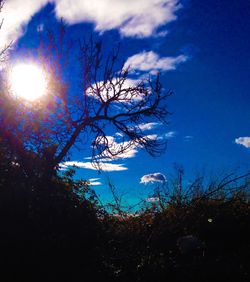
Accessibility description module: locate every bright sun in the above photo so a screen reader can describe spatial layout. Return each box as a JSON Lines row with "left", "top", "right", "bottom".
{"left": 10, "top": 63, "right": 47, "bottom": 101}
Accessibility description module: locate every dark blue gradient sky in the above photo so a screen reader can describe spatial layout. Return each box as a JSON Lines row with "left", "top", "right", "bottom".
{"left": 3, "top": 0, "right": 250, "bottom": 205}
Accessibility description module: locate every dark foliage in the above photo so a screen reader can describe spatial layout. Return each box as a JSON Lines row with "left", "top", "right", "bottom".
{"left": 1, "top": 155, "right": 249, "bottom": 281}
{"left": 0, "top": 162, "right": 105, "bottom": 280}
{"left": 100, "top": 194, "right": 250, "bottom": 282}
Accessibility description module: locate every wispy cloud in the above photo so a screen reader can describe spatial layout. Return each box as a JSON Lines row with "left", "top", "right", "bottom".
{"left": 0, "top": 0, "right": 48, "bottom": 50}
{"left": 0, "top": 0, "right": 181, "bottom": 49}
{"left": 135, "top": 122, "right": 159, "bottom": 131}
{"left": 115, "top": 132, "right": 124, "bottom": 138}
{"left": 165, "top": 131, "right": 177, "bottom": 138}
{"left": 235, "top": 137, "right": 250, "bottom": 148}
{"left": 140, "top": 172, "right": 167, "bottom": 184}
{"left": 60, "top": 161, "right": 128, "bottom": 171}
{"left": 184, "top": 135, "right": 193, "bottom": 141}
{"left": 124, "top": 51, "right": 188, "bottom": 74}
{"left": 54, "top": 0, "right": 181, "bottom": 38}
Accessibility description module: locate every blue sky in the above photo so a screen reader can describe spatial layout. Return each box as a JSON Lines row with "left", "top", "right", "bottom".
{"left": 1, "top": 0, "right": 250, "bottom": 206}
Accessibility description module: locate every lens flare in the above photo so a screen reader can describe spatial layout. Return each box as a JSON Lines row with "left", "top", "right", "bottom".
{"left": 10, "top": 63, "right": 47, "bottom": 101}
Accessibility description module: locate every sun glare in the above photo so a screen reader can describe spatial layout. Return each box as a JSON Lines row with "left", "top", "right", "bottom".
{"left": 10, "top": 63, "right": 47, "bottom": 102}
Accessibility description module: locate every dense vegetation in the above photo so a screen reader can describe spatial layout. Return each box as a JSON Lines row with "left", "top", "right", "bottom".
{"left": 0, "top": 154, "right": 249, "bottom": 281}
{"left": 0, "top": 10, "right": 249, "bottom": 279}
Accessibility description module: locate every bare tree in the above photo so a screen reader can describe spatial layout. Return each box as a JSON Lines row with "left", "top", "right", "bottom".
{"left": 0, "top": 27, "right": 171, "bottom": 179}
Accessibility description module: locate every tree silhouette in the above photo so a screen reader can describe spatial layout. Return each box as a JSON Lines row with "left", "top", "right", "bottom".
{"left": 0, "top": 26, "right": 171, "bottom": 180}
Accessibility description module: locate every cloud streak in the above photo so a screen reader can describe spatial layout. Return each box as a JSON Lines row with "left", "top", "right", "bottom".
{"left": 184, "top": 135, "right": 193, "bottom": 141}
{"left": 89, "top": 178, "right": 102, "bottom": 186}
{"left": 60, "top": 161, "right": 128, "bottom": 171}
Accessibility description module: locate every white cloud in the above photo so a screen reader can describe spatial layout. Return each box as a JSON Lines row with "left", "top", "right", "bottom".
{"left": 0, "top": 0, "right": 48, "bottom": 50}
{"left": 89, "top": 181, "right": 102, "bottom": 186}
{"left": 145, "top": 134, "right": 158, "bottom": 141}
{"left": 235, "top": 137, "right": 250, "bottom": 148}
{"left": 135, "top": 122, "right": 159, "bottom": 131}
{"left": 95, "top": 135, "right": 139, "bottom": 161}
{"left": 95, "top": 134, "right": 158, "bottom": 161}
{"left": 165, "top": 131, "right": 176, "bottom": 138}
{"left": 124, "top": 51, "right": 188, "bottom": 74}
{"left": 61, "top": 161, "right": 128, "bottom": 171}
{"left": 0, "top": 0, "right": 181, "bottom": 52}
{"left": 86, "top": 78, "right": 146, "bottom": 103}
{"left": 61, "top": 134, "right": 158, "bottom": 172}
{"left": 54, "top": 0, "right": 181, "bottom": 38}
{"left": 89, "top": 178, "right": 100, "bottom": 182}
{"left": 88, "top": 178, "right": 102, "bottom": 186}
{"left": 140, "top": 172, "right": 167, "bottom": 184}
{"left": 111, "top": 146, "right": 138, "bottom": 160}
